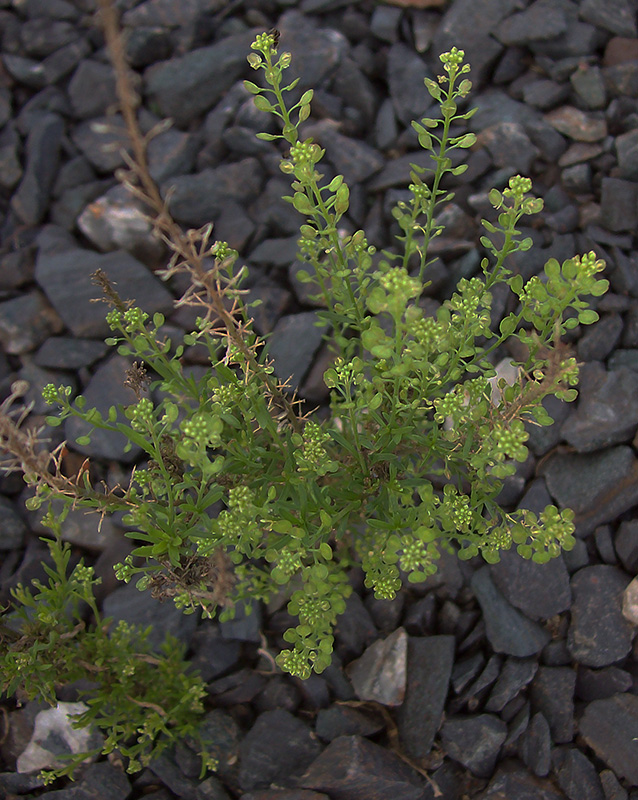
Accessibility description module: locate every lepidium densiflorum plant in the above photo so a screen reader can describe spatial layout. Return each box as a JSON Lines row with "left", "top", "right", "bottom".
{"left": 0, "top": 28, "right": 608, "bottom": 697}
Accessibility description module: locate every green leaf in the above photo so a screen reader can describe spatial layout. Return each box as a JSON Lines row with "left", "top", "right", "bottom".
{"left": 334, "top": 184, "right": 349, "bottom": 215}
{"left": 578, "top": 309, "right": 598, "bottom": 325}
{"left": 319, "top": 542, "right": 332, "bottom": 560}
{"left": 299, "top": 89, "right": 314, "bottom": 106}
{"left": 243, "top": 80, "right": 262, "bottom": 95}
{"left": 292, "top": 192, "right": 313, "bottom": 214}
{"left": 256, "top": 132, "right": 280, "bottom": 141}
{"left": 499, "top": 314, "right": 517, "bottom": 337}
{"left": 253, "top": 95, "right": 276, "bottom": 113}
{"left": 76, "top": 436, "right": 91, "bottom": 446}
{"left": 450, "top": 163, "right": 468, "bottom": 176}
{"left": 423, "top": 78, "right": 441, "bottom": 100}
{"left": 544, "top": 258, "right": 560, "bottom": 280}
{"left": 45, "top": 416, "right": 62, "bottom": 427}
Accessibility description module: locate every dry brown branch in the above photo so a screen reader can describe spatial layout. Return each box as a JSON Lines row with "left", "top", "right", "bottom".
{"left": 95, "top": 0, "right": 308, "bottom": 435}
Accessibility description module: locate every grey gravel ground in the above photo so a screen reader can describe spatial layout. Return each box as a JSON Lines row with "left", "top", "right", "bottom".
{"left": 1, "top": 0, "right": 638, "bottom": 798}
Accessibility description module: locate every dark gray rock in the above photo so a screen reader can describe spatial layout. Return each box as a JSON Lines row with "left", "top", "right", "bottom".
{"left": 67, "top": 59, "right": 117, "bottom": 120}
{"left": 481, "top": 762, "right": 568, "bottom": 799}
{"left": 600, "top": 177, "right": 638, "bottom": 233}
{"left": 545, "top": 106, "right": 607, "bottom": 141}
{"left": 451, "top": 651, "right": 485, "bottom": 694}
{"left": 570, "top": 64, "right": 607, "bottom": 109}
{"left": 576, "top": 665, "right": 634, "bottom": 701}
{"left": 387, "top": 42, "right": 431, "bottom": 126}
{"left": 567, "top": 565, "right": 635, "bottom": 667}
{"left": 440, "top": 714, "right": 507, "bottom": 778}
{"left": 33, "top": 336, "right": 108, "bottom": 369}
{"left": 41, "top": 37, "right": 92, "bottom": 86}
{"left": 315, "top": 704, "right": 385, "bottom": 742}
{"left": 219, "top": 599, "right": 262, "bottom": 644}
{"left": 144, "top": 30, "right": 255, "bottom": 127}
{"left": 0, "top": 122, "right": 23, "bottom": 191}
{"left": 495, "top": 0, "right": 568, "bottom": 45}
{"left": 609, "top": 349, "right": 638, "bottom": 371}
{"left": 560, "top": 363, "right": 638, "bottom": 452}
{"left": 64, "top": 354, "right": 143, "bottom": 463}
{"left": 304, "top": 120, "right": 384, "bottom": 184}
{"left": 479, "top": 122, "right": 539, "bottom": 174}
{"left": 540, "top": 446, "right": 638, "bottom": 537}
{"left": 101, "top": 575, "right": 198, "bottom": 653}
{"left": 164, "top": 158, "right": 263, "bottom": 227}
{"left": 187, "top": 627, "right": 241, "bottom": 684}
{"left": 147, "top": 126, "right": 199, "bottom": 183}
{"left": 577, "top": 314, "right": 623, "bottom": 362}
{"left": 0, "top": 497, "right": 27, "bottom": 550}
{"left": 552, "top": 747, "right": 605, "bottom": 800}
{"left": 490, "top": 549, "right": 571, "bottom": 621}
{"left": 11, "top": 113, "right": 64, "bottom": 225}
{"left": 299, "top": 735, "right": 424, "bottom": 800}
{"left": 600, "top": 769, "right": 629, "bottom": 800}
{"left": 526, "top": 396, "right": 572, "bottom": 456}
{"left": 579, "top": 0, "right": 638, "bottom": 36}
{"left": 35, "top": 244, "right": 174, "bottom": 338}
{"left": 522, "top": 79, "right": 570, "bottom": 110}
{"left": 239, "top": 710, "right": 322, "bottom": 792}
{"left": 434, "top": 0, "right": 520, "bottom": 83}
{"left": 470, "top": 567, "right": 551, "bottom": 657}
{"left": 485, "top": 658, "right": 538, "bottom": 712}
{"left": 579, "top": 694, "right": 638, "bottom": 785}
{"left": 530, "top": 666, "right": 576, "bottom": 744}
{"left": 71, "top": 114, "right": 130, "bottom": 173}
{"left": 334, "top": 593, "right": 377, "bottom": 663}
{"left": 616, "top": 128, "right": 638, "bottom": 180}
{"left": 277, "top": 10, "right": 348, "bottom": 90}
{"left": 0, "top": 291, "right": 64, "bottom": 354}
{"left": 264, "top": 311, "right": 329, "bottom": 391}
{"left": 396, "top": 635, "right": 455, "bottom": 760}
{"left": 615, "top": 520, "right": 638, "bottom": 573}
{"left": 519, "top": 712, "right": 551, "bottom": 776}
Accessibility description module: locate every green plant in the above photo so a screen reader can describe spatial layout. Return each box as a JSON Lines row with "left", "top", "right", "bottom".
{"left": 0, "top": 22, "right": 608, "bottom": 738}
{"left": 0, "top": 508, "right": 215, "bottom": 783}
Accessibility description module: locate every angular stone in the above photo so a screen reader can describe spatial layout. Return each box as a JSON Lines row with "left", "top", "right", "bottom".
{"left": 397, "top": 635, "right": 455, "bottom": 760}
{"left": 144, "top": 30, "right": 255, "bottom": 126}
{"left": 300, "top": 736, "right": 424, "bottom": 800}
{"left": 434, "top": 0, "right": 520, "bottom": 83}
{"left": 560, "top": 364, "right": 638, "bottom": 452}
{"left": 470, "top": 567, "right": 551, "bottom": 657}
{"left": 164, "top": 158, "right": 263, "bottom": 228}
{"left": 580, "top": 0, "right": 637, "bottom": 37}
{"left": 490, "top": 549, "right": 571, "bottom": 621}
{"left": 442, "top": 714, "right": 507, "bottom": 777}
{"left": 552, "top": 747, "right": 605, "bottom": 800}
{"left": 485, "top": 658, "right": 538, "bottom": 712}
{"left": 616, "top": 128, "right": 638, "bottom": 181}
{"left": 530, "top": 666, "right": 576, "bottom": 744}
{"left": 545, "top": 106, "right": 607, "bottom": 141}
{"left": 11, "top": 113, "right": 64, "bottom": 225}
{"left": 264, "top": 311, "right": 329, "bottom": 391}
{"left": 238, "top": 710, "right": 322, "bottom": 792}
{"left": 102, "top": 575, "right": 198, "bottom": 652}
{"left": 600, "top": 177, "right": 638, "bottom": 233}
{"left": 0, "top": 291, "right": 64, "bottom": 354}
{"left": 346, "top": 628, "right": 407, "bottom": 706}
{"left": 579, "top": 694, "right": 638, "bottom": 785}
{"left": 67, "top": 59, "right": 117, "bottom": 119}
{"left": 495, "top": 0, "right": 568, "bottom": 44}
{"left": 387, "top": 42, "right": 431, "bottom": 126}
{"left": 567, "top": 565, "right": 635, "bottom": 667}
{"left": 541, "top": 446, "right": 638, "bottom": 537}
{"left": 35, "top": 246, "right": 173, "bottom": 338}
{"left": 482, "top": 762, "right": 569, "bottom": 799}
{"left": 304, "top": 120, "right": 384, "bottom": 184}
{"left": 519, "top": 712, "right": 551, "bottom": 776}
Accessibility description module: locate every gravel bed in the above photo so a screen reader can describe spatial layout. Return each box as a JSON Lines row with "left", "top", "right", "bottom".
{"left": 1, "top": 0, "right": 638, "bottom": 798}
